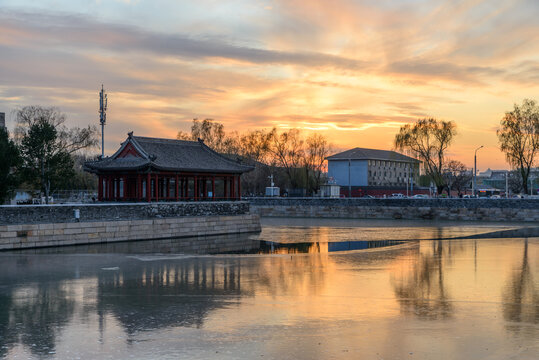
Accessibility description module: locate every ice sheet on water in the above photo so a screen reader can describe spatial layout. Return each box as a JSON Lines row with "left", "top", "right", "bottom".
{"left": 127, "top": 254, "right": 199, "bottom": 262}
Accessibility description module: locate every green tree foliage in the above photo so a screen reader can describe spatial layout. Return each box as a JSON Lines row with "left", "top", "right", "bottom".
{"left": 395, "top": 118, "right": 457, "bottom": 194}
{"left": 0, "top": 127, "right": 21, "bottom": 203}
{"left": 15, "top": 106, "right": 98, "bottom": 203}
{"left": 497, "top": 99, "right": 539, "bottom": 194}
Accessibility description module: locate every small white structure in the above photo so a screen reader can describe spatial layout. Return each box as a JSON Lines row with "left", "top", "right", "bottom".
{"left": 265, "top": 187, "right": 280, "bottom": 197}
{"left": 265, "top": 174, "right": 280, "bottom": 197}
{"left": 320, "top": 184, "right": 341, "bottom": 198}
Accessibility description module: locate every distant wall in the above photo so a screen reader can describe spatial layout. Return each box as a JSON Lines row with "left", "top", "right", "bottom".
{"left": 250, "top": 198, "right": 539, "bottom": 222}
{"left": 0, "top": 202, "right": 260, "bottom": 250}
{"left": 0, "top": 201, "right": 250, "bottom": 225}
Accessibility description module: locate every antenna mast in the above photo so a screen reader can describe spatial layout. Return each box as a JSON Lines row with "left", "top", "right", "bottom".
{"left": 99, "top": 84, "right": 108, "bottom": 158}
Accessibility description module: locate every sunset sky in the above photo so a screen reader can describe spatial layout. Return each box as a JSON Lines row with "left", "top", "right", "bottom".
{"left": 1, "top": 0, "right": 538, "bottom": 170}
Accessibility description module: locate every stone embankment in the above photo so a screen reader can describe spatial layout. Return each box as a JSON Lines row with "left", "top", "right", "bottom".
{"left": 0, "top": 202, "right": 260, "bottom": 250}
{"left": 249, "top": 198, "right": 539, "bottom": 222}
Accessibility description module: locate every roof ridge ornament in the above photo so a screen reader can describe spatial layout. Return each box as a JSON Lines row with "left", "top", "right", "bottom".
{"left": 149, "top": 154, "right": 157, "bottom": 161}
{"left": 128, "top": 131, "right": 133, "bottom": 138}
{"left": 198, "top": 137, "right": 204, "bottom": 143}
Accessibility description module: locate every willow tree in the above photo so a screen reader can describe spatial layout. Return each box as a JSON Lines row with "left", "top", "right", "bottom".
{"left": 395, "top": 118, "right": 456, "bottom": 194}
{"left": 497, "top": 99, "right": 539, "bottom": 194}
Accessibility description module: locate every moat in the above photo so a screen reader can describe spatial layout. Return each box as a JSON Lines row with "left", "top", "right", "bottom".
{"left": 0, "top": 218, "right": 537, "bottom": 359}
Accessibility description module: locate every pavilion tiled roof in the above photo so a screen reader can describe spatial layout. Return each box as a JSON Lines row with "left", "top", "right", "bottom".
{"left": 84, "top": 134, "right": 254, "bottom": 174}
{"left": 326, "top": 147, "right": 420, "bottom": 163}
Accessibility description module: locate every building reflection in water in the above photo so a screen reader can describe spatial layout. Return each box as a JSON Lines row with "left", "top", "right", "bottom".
{"left": 0, "top": 227, "right": 537, "bottom": 358}
{"left": 96, "top": 258, "right": 249, "bottom": 338}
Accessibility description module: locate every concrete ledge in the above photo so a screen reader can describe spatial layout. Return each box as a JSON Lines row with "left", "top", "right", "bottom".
{"left": 249, "top": 198, "right": 539, "bottom": 222}
{"left": 0, "top": 213, "right": 261, "bottom": 250}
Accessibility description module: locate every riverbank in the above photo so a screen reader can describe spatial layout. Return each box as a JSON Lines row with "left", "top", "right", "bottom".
{"left": 250, "top": 197, "right": 539, "bottom": 222}
{"left": 0, "top": 202, "right": 260, "bottom": 250}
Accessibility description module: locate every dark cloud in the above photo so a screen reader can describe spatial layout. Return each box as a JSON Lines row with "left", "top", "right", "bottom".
{"left": 386, "top": 59, "right": 506, "bottom": 85}
{"left": 0, "top": 10, "right": 368, "bottom": 70}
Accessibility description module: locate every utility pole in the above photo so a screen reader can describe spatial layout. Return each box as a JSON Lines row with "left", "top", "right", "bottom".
{"left": 348, "top": 158, "right": 352, "bottom": 198}
{"left": 473, "top": 145, "right": 483, "bottom": 197}
{"left": 505, "top": 171, "right": 509, "bottom": 198}
{"left": 99, "top": 85, "right": 108, "bottom": 158}
{"left": 406, "top": 163, "right": 410, "bottom": 197}
{"left": 410, "top": 164, "right": 414, "bottom": 196}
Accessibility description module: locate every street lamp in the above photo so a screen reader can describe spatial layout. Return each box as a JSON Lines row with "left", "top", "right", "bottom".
{"left": 473, "top": 145, "right": 483, "bottom": 197}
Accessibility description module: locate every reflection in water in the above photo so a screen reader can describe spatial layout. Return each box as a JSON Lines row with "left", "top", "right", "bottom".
{"left": 503, "top": 239, "right": 539, "bottom": 331}
{"left": 0, "top": 223, "right": 538, "bottom": 359}
{"left": 97, "top": 258, "right": 248, "bottom": 337}
{"left": 391, "top": 241, "right": 453, "bottom": 320}
{"left": 240, "top": 240, "right": 405, "bottom": 254}
{"left": 0, "top": 284, "right": 75, "bottom": 357}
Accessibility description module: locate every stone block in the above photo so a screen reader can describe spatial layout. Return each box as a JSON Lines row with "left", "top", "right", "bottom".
{"left": 6, "top": 225, "right": 23, "bottom": 231}
{"left": 64, "top": 228, "right": 82, "bottom": 235}
{"left": 0, "top": 231, "right": 17, "bottom": 238}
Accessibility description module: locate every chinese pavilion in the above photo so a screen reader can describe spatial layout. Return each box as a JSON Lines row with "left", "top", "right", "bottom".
{"left": 84, "top": 132, "right": 253, "bottom": 202}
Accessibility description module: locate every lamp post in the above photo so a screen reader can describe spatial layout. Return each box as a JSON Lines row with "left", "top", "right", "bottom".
{"left": 473, "top": 145, "right": 483, "bottom": 197}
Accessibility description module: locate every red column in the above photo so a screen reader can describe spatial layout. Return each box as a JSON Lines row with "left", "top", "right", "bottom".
{"left": 224, "top": 177, "right": 228, "bottom": 199}
{"left": 155, "top": 174, "right": 159, "bottom": 202}
{"left": 147, "top": 173, "right": 151, "bottom": 202}
{"left": 238, "top": 175, "right": 241, "bottom": 200}
{"left": 180, "top": 177, "right": 184, "bottom": 199}
{"left": 166, "top": 177, "right": 169, "bottom": 199}
{"left": 231, "top": 176, "right": 235, "bottom": 200}
{"left": 116, "top": 178, "right": 120, "bottom": 201}
{"left": 203, "top": 177, "right": 207, "bottom": 200}
{"left": 175, "top": 174, "right": 179, "bottom": 201}
{"left": 194, "top": 176, "right": 198, "bottom": 201}
{"left": 212, "top": 176, "right": 215, "bottom": 200}
{"left": 103, "top": 176, "right": 107, "bottom": 201}
{"left": 98, "top": 175, "right": 103, "bottom": 201}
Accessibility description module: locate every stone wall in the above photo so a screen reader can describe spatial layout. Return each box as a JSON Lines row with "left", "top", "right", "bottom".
{"left": 0, "top": 214, "right": 260, "bottom": 250}
{"left": 0, "top": 201, "right": 250, "bottom": 225}
{"left": 0, "top": 202, "right": 260, "bottom": 250}
{"left": 250, "top": 198, "right": 539, "bottom": 222}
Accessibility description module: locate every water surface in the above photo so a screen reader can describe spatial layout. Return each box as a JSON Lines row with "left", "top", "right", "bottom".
{"left": 0, "top": 219, "right": 537, "bottom": 359}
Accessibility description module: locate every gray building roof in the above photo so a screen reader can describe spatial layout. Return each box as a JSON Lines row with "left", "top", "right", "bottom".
{"left": 85, "top": 133, "right": 254, "bottom": 174}
{"left": 326, "top": 147, "right": 420, "bottom": 163}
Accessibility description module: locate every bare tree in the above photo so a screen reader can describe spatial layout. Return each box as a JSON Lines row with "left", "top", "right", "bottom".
{"left": 395, "top": 118, "right": 457, "bottom": 194}
{"left": 270, "top": 129, "right": 305, "bottom": 189}
{"left": 15, "top": 106, "right": 97, "bottom": 154}
{"left": 443, "top": 160, "right": 471, "bottom": 197}
{"left": 176, "top": 130, "right": 191, "bottom": 141}
{"left": 497, "top": 99, "right": 539, "bottom": 194}
{"left": 304, "top": 133, "right": 331, "bottom": 193}
{"left": 15, "top": 106, "right": 98, "bottom": 203}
